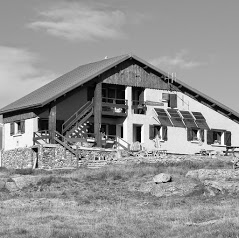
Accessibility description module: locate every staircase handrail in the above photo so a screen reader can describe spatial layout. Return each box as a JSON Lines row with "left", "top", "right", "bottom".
{"left": 115, "top": 136, "right": 130, "bottom": 150}
{"left": 33, "top": 130, "right": 50, "bottom": 144}
{"left": 62, "top": 99, "right": 93, "bottom": 134}
{"left": 54, "top": 130, "right": 76, "bottom": 155}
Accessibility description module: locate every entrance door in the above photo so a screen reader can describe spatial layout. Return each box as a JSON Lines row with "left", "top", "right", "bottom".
{"left": 133, "top": 124, "right": 142, "bottom": 142}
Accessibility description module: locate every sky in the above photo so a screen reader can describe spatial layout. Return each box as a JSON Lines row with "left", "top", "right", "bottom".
{"left": 0, "top": 0, "right": 239, "bottom": 111}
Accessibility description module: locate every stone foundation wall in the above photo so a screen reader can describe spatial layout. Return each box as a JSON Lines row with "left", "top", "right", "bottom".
{"left": 38, "top": 146, "right": 78, "bottom": 169}
{"left": 0, "top": 145, "right": 118, "bottom": 169}
{"left": 1, "top": 147, "right": 36, "bottom": 169}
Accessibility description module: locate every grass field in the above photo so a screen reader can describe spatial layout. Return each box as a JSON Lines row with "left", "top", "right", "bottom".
{"left": 1, "top": 158, "right": 239, "bottom": 238}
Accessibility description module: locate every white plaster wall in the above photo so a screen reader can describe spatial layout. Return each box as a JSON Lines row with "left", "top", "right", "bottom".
{"left": 4, "top": 117, "right": 38, "bottom": 150}
{"left": 123, "top": 87, "right": 239, "bottom": 154}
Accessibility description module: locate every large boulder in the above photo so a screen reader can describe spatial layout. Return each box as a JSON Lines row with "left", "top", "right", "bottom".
{"left": 139, "top": 180, "right": 197, "bottom": 197}
{"left": 11, "top": 175, "right": 41, "bottom": 190}
{"left": 153, "top": 173, "right": 172, "bottom": 184}
{"left": 5, "top": 181, "right": 19, "bottom": 192}
{"left": 186, "top": 169, "right": 239, "bottom": 196}
{"left": 203, "top": 180, "right": 239, "bottom": 196}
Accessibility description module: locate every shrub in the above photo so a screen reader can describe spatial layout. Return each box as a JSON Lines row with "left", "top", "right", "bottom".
{"left": 0, "top": 167, "right": 8, "bottom": 172}
{"left": 14, "top": 168, "right": 34, "bottom": 175}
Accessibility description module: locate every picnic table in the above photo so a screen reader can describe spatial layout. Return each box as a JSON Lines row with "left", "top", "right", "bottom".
{"left": 225, "top": 146, "right": 239, "bottom": 156}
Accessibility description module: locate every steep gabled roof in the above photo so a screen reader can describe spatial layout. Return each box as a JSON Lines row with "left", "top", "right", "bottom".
{"left": 1, "top": 53, "right": 239, "bottom": 123}
{"left": 0, "top": 54, "right": 130, "bottom": 113}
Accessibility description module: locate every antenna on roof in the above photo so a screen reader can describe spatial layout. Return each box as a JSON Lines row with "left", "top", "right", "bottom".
{"left": 104, "top": 56, "right": 108, "bottom": 59}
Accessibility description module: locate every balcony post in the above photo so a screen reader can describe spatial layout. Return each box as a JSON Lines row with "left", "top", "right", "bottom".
{"left": 48, "top": 103, "right": 56, "bottom": 144}
{"left": 94, "top": 82, "right": 102, "bottom": 147}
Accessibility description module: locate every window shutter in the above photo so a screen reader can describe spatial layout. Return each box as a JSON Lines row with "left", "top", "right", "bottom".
{"left": 207, "top": 130, "right": 213, "bottom": 145}
{"left": 162, "top": 126, "right": 168, "bottom": 141}
{"left": 10, "top": 122, "right": 14, "bottom": 136}
{"left": 187, "top": 128, "right": 193, "bottom": 141}
{"left": 20, "top": 120, "right": 25, "bottom": 134}
{"left": 149, "top": 125, "right": 154, "bottom": 139}
{"left": 200, "top": 129, "right": 205, "bottom": 142}
{"left": 169, "top": 94, "right": 177, "bottom": 108}
{"left": 224, "top": 131, "right": 231, "bottom": 146}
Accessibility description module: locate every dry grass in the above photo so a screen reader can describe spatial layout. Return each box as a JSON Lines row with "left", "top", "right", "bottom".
{"left": 1, "top": 158, "right": 239, "bottom": 238}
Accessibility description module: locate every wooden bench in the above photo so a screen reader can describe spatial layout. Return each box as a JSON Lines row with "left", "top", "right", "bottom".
{"left": 225, "top": 146, "right": 239, "bottom": 156}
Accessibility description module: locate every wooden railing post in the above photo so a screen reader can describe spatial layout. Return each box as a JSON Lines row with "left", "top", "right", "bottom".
{"left": 94, "top": 82, "right": 102, "bottom": 147}
{"left": 49, "top": 104, "right": 56, "bottom": 144}
{"left": 76, "top": 145, "right": 79, "bottom": 169}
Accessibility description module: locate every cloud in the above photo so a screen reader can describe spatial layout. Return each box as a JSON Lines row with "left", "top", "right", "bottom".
{"left": 27, "top": 2, "right": 126, "bottom": 41}
{"left": 150, "top": 50, "right": 205, "bottom": 71}
{"left": 0, "top": 46, "right": 57, "bottom": 109}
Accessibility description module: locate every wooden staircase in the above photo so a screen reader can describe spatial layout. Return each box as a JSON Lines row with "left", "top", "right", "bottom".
{"left": 54, "top": 131, "right": 77, "bottom": 156}
{"left": 62, "top": 99, "right": 94, "bottom": 138}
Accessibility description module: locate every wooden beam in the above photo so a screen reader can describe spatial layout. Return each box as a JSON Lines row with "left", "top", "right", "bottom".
{"left": 48, "top": 104, "right": 56, "bottom": 143}
{"left": 94, "top": 82, "right": 102, "bottom": 147}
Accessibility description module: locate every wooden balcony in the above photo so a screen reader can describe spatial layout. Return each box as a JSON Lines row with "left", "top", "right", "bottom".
{"left": 102, "top": 97, "right": 128, "bottom": 117}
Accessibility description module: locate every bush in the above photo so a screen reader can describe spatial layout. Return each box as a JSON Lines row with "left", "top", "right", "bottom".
{"left": 0, "top": 167, "right": 8, "bottom": 172}
{"left": 14, "top": 168, "right": 34, "bottom": 175}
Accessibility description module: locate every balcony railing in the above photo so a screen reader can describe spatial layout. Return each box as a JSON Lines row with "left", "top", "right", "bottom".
{"left": 102, "top": 97, "right": 128, "bottom": 116}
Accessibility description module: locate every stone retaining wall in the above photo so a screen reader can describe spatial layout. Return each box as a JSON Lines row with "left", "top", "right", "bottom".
{"left": 1, "top": 145, "right": 232, "bottom": 170}
{"left": 0, "top": 145, "right": 118, "bottom": 169}
{"left": 1, "top": 147, "right": 36, "bottom": 169}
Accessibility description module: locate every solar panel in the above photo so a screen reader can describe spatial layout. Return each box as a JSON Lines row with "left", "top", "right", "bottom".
{"left": 154, "top": 108, "right": 173, "bottom": 126}
{"left": 180, "top": 111, "right": 198, "bottom": 128}
{"left": 191, "top": 112, "right": 210, "bottom": 129}
{"left": 167, "top": 109, "right": 185, "bottom": 127}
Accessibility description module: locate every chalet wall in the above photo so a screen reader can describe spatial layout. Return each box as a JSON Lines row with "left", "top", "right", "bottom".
{"left": 123, "top": 87, "right": 239, "bottom": 154}
{"left": 55, "top": 86, "right": 88, "bottom": 121}
{"left": 4, "top": 118, "right": 38, "bottom": 150}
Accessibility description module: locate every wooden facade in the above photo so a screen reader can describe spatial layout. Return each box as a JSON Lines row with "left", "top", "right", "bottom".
{"left": 103, "top": 59, "right": 172, "bottom": 90}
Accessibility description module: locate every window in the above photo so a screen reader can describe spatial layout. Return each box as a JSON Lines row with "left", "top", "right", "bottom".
{"left": 10, "top": 120, "right": 25, "bottom": 136}
{"left": 38, "top": 119, "right": 48, "bottom": 131}
{"left": 162, "top": 93, "right": 177, "bottom": 108}
{"left": 100, "top": 124, "right": 116, "bottom": 139}
{"left": 149, "top": 125, "right": 167, "bottom": 141}
{"left": 187, "top": 128, "right": 204, "bottom": 142}
{"left": 10, "top": 122, "right": 15, "bottom": 136}
{"left": 207, "top": 129, "right": 231, "bottom": 145}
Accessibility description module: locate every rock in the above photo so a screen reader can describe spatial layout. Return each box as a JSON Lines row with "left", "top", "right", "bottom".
{"left": 186, "top": 169, "right": 239, "bottom": 181}
{"left": 11, "top": 175, "right": 41, "bottom": 190}
{"left": 151, "top": 181, "right": 197, "bottom": 197}
{"left": 0, "top": 179, "right": 6, "bottom": 189}
{"left": 203, "top": 180, "right": 239, "bottom": 195}
{"left": 0, "top": 171, "right": 9, "bottom": 178}
{"left": 139, "top": 181, "right": 155, "bottom": 193}
{"left": 5, "top": 181, "right": 19, "bottom": 192}
{"left": 139, "top": 180, "right": 197, "bottom": 197}
{"left": 153, "top": 173, "right": 172, "bottom": 184}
